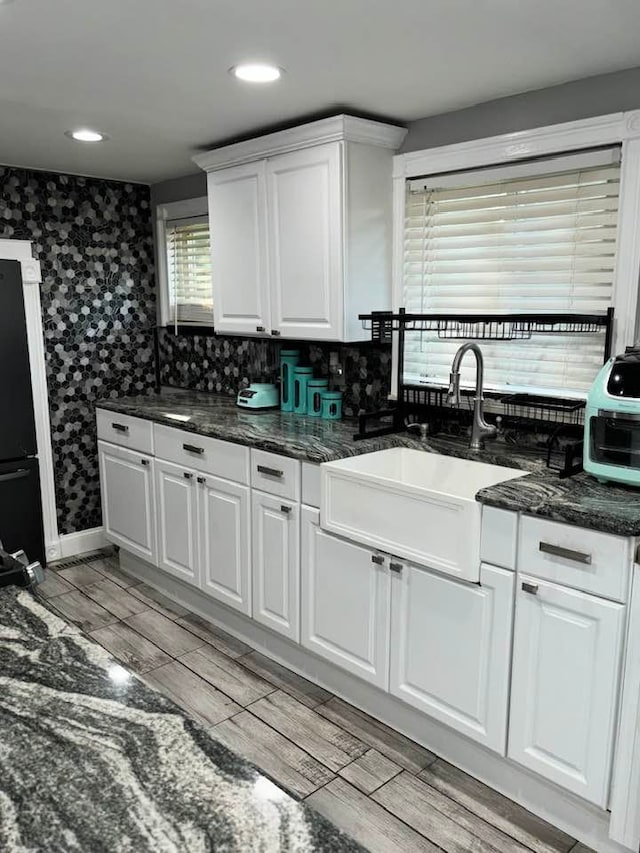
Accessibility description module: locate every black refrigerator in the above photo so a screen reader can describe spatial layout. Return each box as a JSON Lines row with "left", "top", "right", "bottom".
{"left": 0, "top": 260, "right": 45, "bottom": 565}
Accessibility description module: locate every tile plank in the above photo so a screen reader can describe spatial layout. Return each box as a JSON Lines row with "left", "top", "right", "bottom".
{"left": 213, "top": 711, "right": 335, "bottom": 798}
{"left": 339, "top": 749, "right": 401, "bottom": 794}
{"left": 179, "top": 644, "right": 275, "bottom": 706}
{"left": 52, "top": 590, "right": 118, "bottom": 632}
{"left": 248, "top": 691, "right": 366, "bottom": 772}
{"left": 238, "top": 650, "right": 332, "bottom": 708}
{"left": 176, "top": 613, "right": 250, "bottom": 658}
{"left": 83, "top": 578, "right": 149, "bottom": 620}
{"left": 317, "top": 696, "right": 436, "bottom": 772}
{"left": 569, "top": 845, "right": 595, "bottom": 853}
{"left": 36, "top": 571, "right": 74, "bottom": 599}
{"left": 143, "top": 661, "right": 240, "bottom": 727}
{"left": 373, "top": 771, "right": 532, "bottom": 853}
{"left": 307, "top": 778, "right": 440, "bottom": 853}
{"left": 129, "top": 583, "right": 189, "bottom": 619}
{"left": 418, "top": 761, "right": 576, "bottom": 853}
{"left": 90, "top": 558, "right": 140, "bottom": 589}
{"left": 57, "top": 564, "right": 105, "bottom": 589}
{"left": 90, "top": 622, "right": 172, "bottom": 673}
{"left": 124, "top": 610, "right": 204, "bottom": 657}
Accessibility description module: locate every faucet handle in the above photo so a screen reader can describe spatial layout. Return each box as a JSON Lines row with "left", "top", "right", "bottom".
{"left": 447, "top": 372, "right": 461, "bottom": 405}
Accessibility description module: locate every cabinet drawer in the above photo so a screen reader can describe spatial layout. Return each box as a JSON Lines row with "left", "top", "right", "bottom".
{"left": 96, "top": 409, "right": 153, "bottom": 454}
{"left": 153, "top": 424, "right": 249, "bottom": 484}
{"left": 518, "top": 515, "right": 631, "bottom": 602}
{"left": 251, "top": 449, "right": 300, "bottom": 500}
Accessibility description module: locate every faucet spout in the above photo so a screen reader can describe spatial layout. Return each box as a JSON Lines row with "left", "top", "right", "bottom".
{"left": 447, "top": 343, "right": 497, "bottom": 451}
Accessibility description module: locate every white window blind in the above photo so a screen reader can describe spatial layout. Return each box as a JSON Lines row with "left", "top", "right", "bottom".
{"left": 166, "top": 215, "right": 213, "bottom": 325}
{"left": 403, "top": 149, "right": 621, "bottom": 397}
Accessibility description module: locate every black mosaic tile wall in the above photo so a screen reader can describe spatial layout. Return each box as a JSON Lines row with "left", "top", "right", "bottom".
{"left": 0, "top": 166, "right": 156, "bottom": 536}
{"left": 157, "top": 329, "right": 392, "bottom": 417}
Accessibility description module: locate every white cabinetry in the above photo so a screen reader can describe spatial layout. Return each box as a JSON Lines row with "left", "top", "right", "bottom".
{"left": 195, "top": 115, "right": 407, "bottom": 342}
{"left": 508, "top": 575, "right": 625, "bottom": 806}
{"left": 390, "top": 561, "right": 514, "bottom": 753}
{"left": 98, "top": 440, "right": 156, "bottom": 565}
{"left": 154, "top": 458, "right": 199, "bottom": 585}
{"left": 252, "top": 491, "right": 300, "bottom": 640}
{"left": 301, "top": 508, "right": 390, "bottom": 688}
{"left": 198, "top": 473, "right": 251, "bottom": 616}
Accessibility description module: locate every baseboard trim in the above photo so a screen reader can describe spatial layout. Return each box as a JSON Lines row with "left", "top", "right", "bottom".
{"left": 59, "top": 527, "right": 106, "bottom": 558}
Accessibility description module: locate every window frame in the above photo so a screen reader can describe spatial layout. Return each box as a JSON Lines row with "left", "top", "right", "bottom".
{"left": 390, "top": 110, "right": 640, "bottom": 400}
{"left": 155, "top": 196, "right": 211, "bottom": 327}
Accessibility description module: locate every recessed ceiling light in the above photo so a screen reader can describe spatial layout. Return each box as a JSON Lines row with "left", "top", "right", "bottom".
{"left": 231, "top": 63, "right": 282, "bottom": 83}
{"left": 65, "top": 128, "right": 107, "bottom": 143}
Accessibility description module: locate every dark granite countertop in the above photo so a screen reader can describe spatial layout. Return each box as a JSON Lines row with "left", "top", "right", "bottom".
{"left": 0, "top": 587, "right": 362, "bottom": 852}
{"left": 96, "top": 388, "right": 640, "bottom": 537}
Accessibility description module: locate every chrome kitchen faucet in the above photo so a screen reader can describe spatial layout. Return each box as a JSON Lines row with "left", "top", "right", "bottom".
{"left": 447, "top": 342, "right": 497, "bottom": 451}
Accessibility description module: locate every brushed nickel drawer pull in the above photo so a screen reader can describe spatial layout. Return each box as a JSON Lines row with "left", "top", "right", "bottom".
{"left": 539, "top": 541, "right": 592, "bottom": 565}
{"left": 183, "top": 443, "right": 204, "bottom": 455}
{"left": 112, "top": 423, "right": 129, "bottom": 433}
{"left": 257, "top": 465, "right": 283, "bottom": 478}
{"left": 522, "top": 581, "right": 539, "bottom": 595}
{"left": 389, "top": 561, "right": 403, "bottom": 574}
{"left": 271, "top": 330, "right": 281, "bottom": 337}
{"left": 256, "top": 325, "right": 265, "bottom": 332}
{"left": 183, "top": 472, "right": 193, "bottom": 480}
{"left": 141, "top": 459, "right": 149, "bottom": 466}
{"left": 197, "top": 476, "right": 206, "bottom": 484}
{"left": 280, "top": 505, "right": 292, "bottom": 514}
{"left": 371, "top": 554, "right": 384, "bottom": 565}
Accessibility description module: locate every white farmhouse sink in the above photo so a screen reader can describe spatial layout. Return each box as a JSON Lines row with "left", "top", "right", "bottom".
{"left": 320, "top": 448, "right": 526, "bottom": 582}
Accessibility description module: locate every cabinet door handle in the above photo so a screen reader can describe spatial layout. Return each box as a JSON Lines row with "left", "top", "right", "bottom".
{"left": 112, "top": 422, "right": 129, "bottom": 433}
{"left": 522, "top": 581, "right": 539, "bottom": 595}
{"left": 183, "top": 472, "right": 193, "bottom": 480}
{"left": 257, "top": 465, "right": 283, "bottom": 478}
{"left": 141, "top": 459, "right": 149, "bottom": 466}
{"left": 183, "top": 443, "right": 204, "bottom": 455}
{"left": 280, "top": 505, "right": 292, "bottom": 514}
{"left": 371, "top": 554, "right": 384, "bottom": 565}
{"left": 389, "top": 561, "right": 403, "bottom": 574}
{"left": 539, "top": 541, "right": 592, "bottom": 565}
{"left": 256, "top": 325, "right": 265, "bottom": 332}
{"left": 271, "top": 329, "right": 281, "bottom": 337}
{"left": 197, "top": 476, "right": 206, "bottom": 484}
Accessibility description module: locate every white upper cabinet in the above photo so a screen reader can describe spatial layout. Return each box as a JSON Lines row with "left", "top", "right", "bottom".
{"left": 194, "top": 115, "right": 407, "bottom": 342}
{"left": 208, "top": 161, "right": 270, "bottom": 335}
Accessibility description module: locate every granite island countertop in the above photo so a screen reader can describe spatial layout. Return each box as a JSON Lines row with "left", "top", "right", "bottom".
{"left": 0, "top": 587, "right": 363, "bottom": 853}
{"left": 97, "top": 388, "right": 640, "bottom": 537}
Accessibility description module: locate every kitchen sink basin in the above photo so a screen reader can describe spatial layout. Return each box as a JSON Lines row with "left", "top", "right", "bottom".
{"left": 320, "top": 448, "right": 526, "bottom": 581}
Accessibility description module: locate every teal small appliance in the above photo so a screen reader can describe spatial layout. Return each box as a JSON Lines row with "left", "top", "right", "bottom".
{"left": 236, "top": 383, "right": 279, "bottom": 410}
{"left": 584, "top": 348, "right": 640, "bottom": 485}
{"left": 293, "top": 366, "right": 314, "bottom": 415}
{"left": 307, "top": 379, "right": 329, "bottom": 417}
{"left": 280, "top": 349, "right": 300, "bottom": 412}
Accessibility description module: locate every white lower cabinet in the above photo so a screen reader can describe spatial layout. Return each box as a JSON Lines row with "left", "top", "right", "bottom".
{"left": 390, "top": 561, "right": 515, "bottom": 753}
{"left": 508, "top": 575, "right": 625, "bottom": 806}
{"left": 98, "top": 440, "right": 157, "bottom": 565}
{"left": 301, "top": 508, "right": 390, "bottom": 689}
{"left": 252, "top": 491, "right": 300, "bottom": 641}
{"left": 198, "top": 473, "right": 251, "bottom": 616}
{"left": 154, "top": 458, "right": 199, "bottom": 585}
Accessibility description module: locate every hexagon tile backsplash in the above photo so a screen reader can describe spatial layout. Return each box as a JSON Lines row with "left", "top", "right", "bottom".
{"left": 0, "top": 166, "right": 157, "bottom": 536}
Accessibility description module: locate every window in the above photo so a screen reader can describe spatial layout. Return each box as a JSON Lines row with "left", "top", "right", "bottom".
{"left": 156, "top": 198, "right": 213, "bottom": 327}
{"left": 402, "top": 148, "right": 621, "bottom": 397}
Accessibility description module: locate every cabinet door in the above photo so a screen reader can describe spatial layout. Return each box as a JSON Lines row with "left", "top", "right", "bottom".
{"left": 208, "top": 161, "right": 269, "bottom": 335}
{"left": 390, "top": 562, "right": 514, "bottom": 753}
{"left": 267, "top": 143, "right": 343, "bottom": 340}
{"left": 198, "top": 474, "right": 251, "bottom": 615}
{"left": 301, "top": 508, "right": 390, "bottom": 688}
{"left": 98, "top": 440, "right": 156, "bottom": 565}
{"left": 155, "top": 458, "right": 199, "bottom": 586}
{"left": 508, "top": 575, "right": 625, "bottom": 806}
{"left": 252, "top": 491, "right": 300, "bottom": 641}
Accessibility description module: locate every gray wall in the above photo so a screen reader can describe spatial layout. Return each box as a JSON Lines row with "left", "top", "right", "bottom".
{"left": 400, "top": 65, "right": 640, "bottom": 152}
{"left": 150, "top": 170, "right": 206, "bottom": 208}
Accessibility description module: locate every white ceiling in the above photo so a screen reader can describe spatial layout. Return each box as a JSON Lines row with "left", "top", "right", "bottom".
{"left": 2, "top": 0, "right": 640, "bottom": 184}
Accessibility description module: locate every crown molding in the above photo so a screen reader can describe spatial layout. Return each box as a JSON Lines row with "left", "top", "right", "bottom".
{"left": 193, "top": 115, "right": 407, "bottom": 172}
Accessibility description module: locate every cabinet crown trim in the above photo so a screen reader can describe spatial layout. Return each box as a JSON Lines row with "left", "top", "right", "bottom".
{"left": 193, "top": 114, "right": 407, "bottom": 172}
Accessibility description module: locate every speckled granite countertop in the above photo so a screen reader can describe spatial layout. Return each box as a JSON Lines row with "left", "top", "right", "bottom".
{"left": 97, "top": 388, "right": 640, "bottom": 537}
{"left": 0, "top": 587, "right": 362, "bottom": 853}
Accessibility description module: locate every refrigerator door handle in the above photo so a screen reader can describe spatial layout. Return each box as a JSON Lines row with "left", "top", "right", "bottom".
{"left": 0, "top": 469, "right": 30, "bottom": 483}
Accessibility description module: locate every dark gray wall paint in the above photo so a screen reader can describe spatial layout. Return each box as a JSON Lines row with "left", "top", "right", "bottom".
{"left": 401, "top": 65, "right": 640, "bottom": 152}
{"left": 150, "top": 171, "right": 207, "bottom": 207}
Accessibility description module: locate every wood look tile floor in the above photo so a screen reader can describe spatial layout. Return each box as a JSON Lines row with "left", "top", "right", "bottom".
{"left": 41, "top": 552, "right": 592, "bottom": 853}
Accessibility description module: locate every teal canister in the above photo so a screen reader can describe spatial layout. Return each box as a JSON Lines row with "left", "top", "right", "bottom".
{"left": 293, "top": 366, "right": 314, "bottom": 415}
{"left": 321, "top": 391, "right": 343, "bottom": 420}
{"left": 280, "top": 350, "right": 300, "bottom": 412}
{"left": 306, "top": 379, "right": 329, "bottom": 418}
